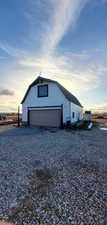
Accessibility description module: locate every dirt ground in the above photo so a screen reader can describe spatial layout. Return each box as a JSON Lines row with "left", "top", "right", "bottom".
{"left": 0, "top": 124, "right": 107, "bottom": 225}
{"left": 92, "top": 118, "right": 107, "bottom": 124}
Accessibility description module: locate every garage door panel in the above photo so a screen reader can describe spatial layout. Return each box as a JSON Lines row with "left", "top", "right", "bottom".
{"left": 29, "top": 109, "right": 61, "bottom": 127}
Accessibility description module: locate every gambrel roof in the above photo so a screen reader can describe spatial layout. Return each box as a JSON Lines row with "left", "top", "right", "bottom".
{"left": 21, "top": 76, "right": 83, "bottom": 107}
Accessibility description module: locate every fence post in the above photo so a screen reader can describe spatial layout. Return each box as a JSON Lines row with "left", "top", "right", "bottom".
{"left": 18, "top": 106, "right": 20, "bottom": 127}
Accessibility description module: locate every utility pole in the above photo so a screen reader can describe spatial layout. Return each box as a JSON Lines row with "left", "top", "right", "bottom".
{"left": 18, "top": 105, "right": 20, "bottom": 127}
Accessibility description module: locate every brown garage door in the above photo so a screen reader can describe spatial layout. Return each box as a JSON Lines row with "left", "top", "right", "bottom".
{"left": 29, "top": 109, "right": 61, "bottom": 127}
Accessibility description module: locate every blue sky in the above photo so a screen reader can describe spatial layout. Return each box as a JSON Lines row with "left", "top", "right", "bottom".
{"left": 0, "top": 0, "right": 107, "bottom": 112}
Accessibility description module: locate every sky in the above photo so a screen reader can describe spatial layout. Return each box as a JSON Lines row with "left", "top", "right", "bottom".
{"left": 0, "top": 0, "right": 107, "bottom": 112}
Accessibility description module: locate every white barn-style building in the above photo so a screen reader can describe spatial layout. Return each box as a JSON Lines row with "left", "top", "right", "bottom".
{"left": 21, "top": 76, "right": 83, "bottom": 128}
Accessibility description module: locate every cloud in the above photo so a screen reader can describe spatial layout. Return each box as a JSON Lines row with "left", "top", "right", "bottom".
{"left": 0, "top": 42, "right": 27, "bottom": 58}
{"left": 0, "top": 103, "right": 17, "bottom": 112}
{"left": 18, "top": 0, "right": 92, "bottom": 96}
{"left": 70, "top": 52, "right": 90, "bottom": 60}
{"left": 84, "top": 103, "right": 107, "bottom": 112}
{"left": 1, "top": 0, "right": 106, "bottom": 113}
{"left": 0, "top": 89, "right": 15, "bottom": 96}
{"left": 19, "top": 51, "right": 107, "bottom": 95}
{"left": 41, "top": 0, "right": 88, "bottom": 55}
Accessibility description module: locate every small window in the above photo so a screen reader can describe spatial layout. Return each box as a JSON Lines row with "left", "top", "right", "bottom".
{"left": 72, "top": 112, "right": 75, "bottom": 118}
{"left": 38, "top": 85, "right": 48, "bottom": 97}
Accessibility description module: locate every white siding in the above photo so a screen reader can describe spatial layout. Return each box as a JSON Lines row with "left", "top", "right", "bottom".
{"left": 70, "top": 102, "right": 83, "bottom": 123}
{"left": 22, "top": 82, "right": 70, "bottom": 123}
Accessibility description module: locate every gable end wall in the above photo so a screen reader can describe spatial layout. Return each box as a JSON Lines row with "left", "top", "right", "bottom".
{"left": 22, "top": 82, "right": 70, "bottom": 123}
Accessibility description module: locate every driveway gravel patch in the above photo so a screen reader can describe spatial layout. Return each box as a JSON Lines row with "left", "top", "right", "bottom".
{"left": 0, "top": 125, "right": 107, "bottom": 224}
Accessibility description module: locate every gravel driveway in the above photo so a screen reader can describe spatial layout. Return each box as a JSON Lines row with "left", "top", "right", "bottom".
{"left": 0, "top": 125, "right": 107, "bottom": 225}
